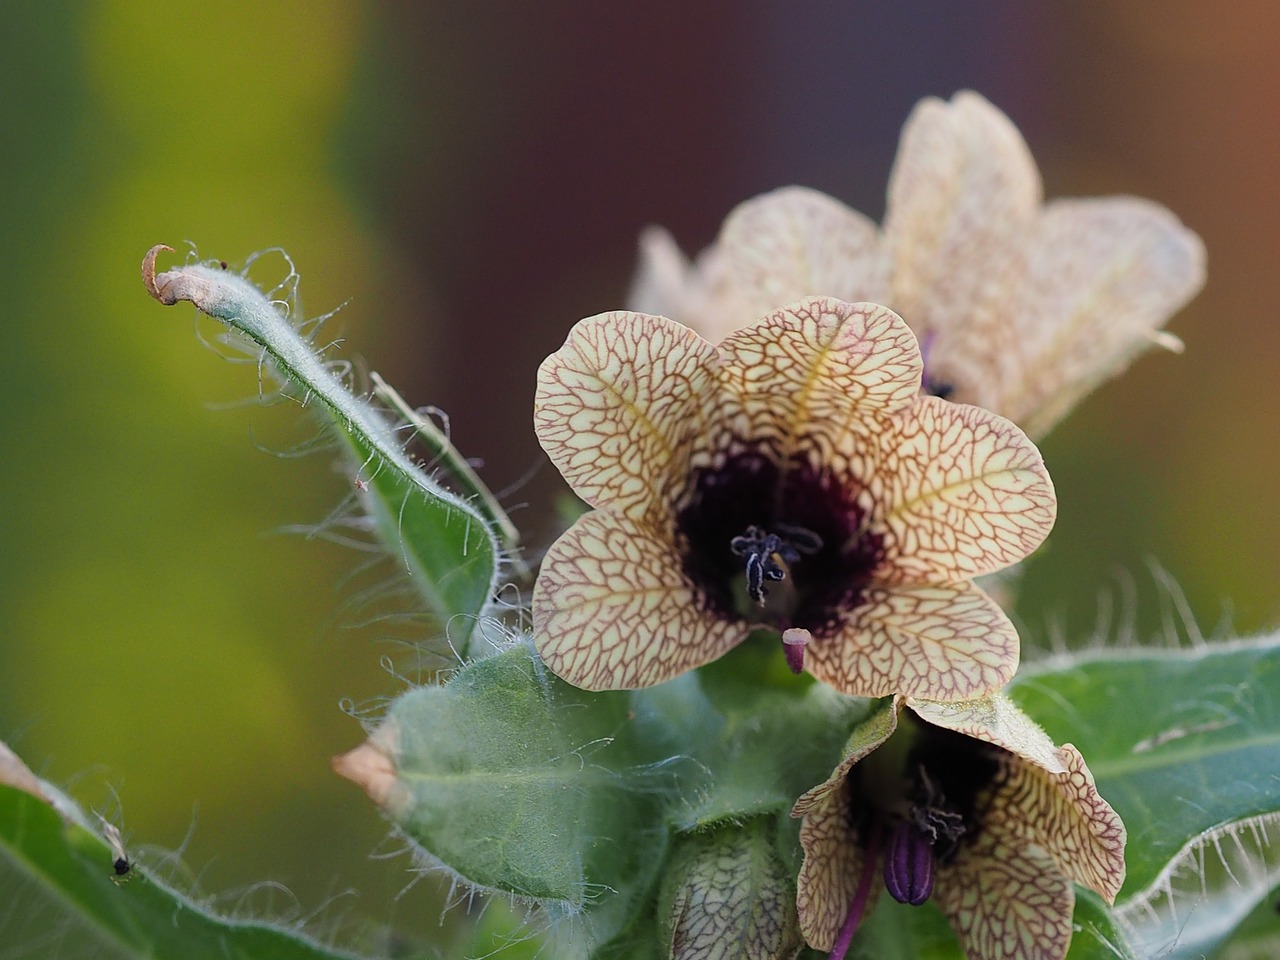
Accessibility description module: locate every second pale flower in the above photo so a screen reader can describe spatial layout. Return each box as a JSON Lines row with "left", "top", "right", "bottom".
{"left": 533, "top": 297, "right": 1055, "bottom": 699}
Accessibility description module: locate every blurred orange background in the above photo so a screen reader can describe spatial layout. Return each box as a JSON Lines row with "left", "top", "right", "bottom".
{"left": 1, "top": 1, "right": 1275, "bottom": 951}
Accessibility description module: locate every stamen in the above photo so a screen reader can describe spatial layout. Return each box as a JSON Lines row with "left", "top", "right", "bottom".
{"left": 729, "top": 523, "right": 823, "bottom": 605}
{"left": 883, "top": 764, "right": 970, "bottom": 906}
{"left": 911, "top": 766, "right": 966, "bottom": 859}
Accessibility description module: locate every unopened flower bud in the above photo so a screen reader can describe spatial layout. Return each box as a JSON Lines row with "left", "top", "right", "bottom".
{"left": 660, "top": 819, "right": 802, "bottom": 960}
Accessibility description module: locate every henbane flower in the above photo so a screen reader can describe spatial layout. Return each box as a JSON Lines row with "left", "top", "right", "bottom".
{"left": 532, "top": 296, "right": 1055, "bottom": 698}
{"left": 630, "top": 91, "right": 1205, "bottom": 439}
{"left": 793, "top": 695, "right": 1125, "bottom": 960}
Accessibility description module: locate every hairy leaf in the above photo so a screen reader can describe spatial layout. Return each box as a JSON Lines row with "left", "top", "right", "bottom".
{"left": 0, "top": 785, "right": 362, "bottom": 960}
{"left": 142, "top": 246, "right": 499, "bottom": 649}
{"left": 1010, "top": 633, "right": 1280, "bottom": 896}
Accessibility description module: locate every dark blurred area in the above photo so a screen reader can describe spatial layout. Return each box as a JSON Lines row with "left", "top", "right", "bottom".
{"left": 1, "top": 0, "right": 1275, "bottom": 949}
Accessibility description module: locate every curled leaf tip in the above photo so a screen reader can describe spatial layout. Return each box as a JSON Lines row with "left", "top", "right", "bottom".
{"left": 142, "top": 244, "right": 176, "bottom": 303}
{"left": 1148, "top": 329, "right": 1186, "bottom": 354}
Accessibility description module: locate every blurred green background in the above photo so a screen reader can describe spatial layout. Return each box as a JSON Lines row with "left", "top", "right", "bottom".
{"left": 2, "top": 0, "right": 1276, "bottom": 951}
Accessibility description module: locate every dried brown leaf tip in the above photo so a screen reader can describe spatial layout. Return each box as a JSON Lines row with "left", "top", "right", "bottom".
{"left": 533, "top": 297, "right": 1055, "bottom": 699}
{"left": 792, "top": 696, "right": 1125, "bottom": 960}
{"left": 332, "top": 721, "right": 412, "bottom": 819}
{"left": 141, "top": 244, "right": 177, "bottom": 303}
{"left": 630, "top": 91, "right": 1205, "bottom": 439}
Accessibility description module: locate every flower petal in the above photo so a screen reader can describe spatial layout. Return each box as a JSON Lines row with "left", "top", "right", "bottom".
{"left": 872, "top": 397, "right": 1056, "bottom": 583}
{"left": 995, "top": 196, "right": 1207, "bottom": 438}
{"left": 627, "top": 226, "right": 742, "bottom": 344}
{"left": 795, "top": 761, "right": 879, "bottom": 952}
{"left": 935, "top": 742, "right": 1127, "bottom": 960}
{"left": 535, "top": 311, "right": 718, "bottom": 520}
{"left": 806, "top": 582, "right": 1018, "bottom": 700}
{"left": 884, "top": 91, "right": 1041, "bottom": 346}
{"left": 987, "top": 743, "right": 1127, "bottom": 903}
{"left": 935, "top": 837, "right": 1075, "bottom": 960}
{"left": 719, "top": 186, "right": 890, "bottom": 320}
{"left": 906, "top": 694, "right": 1067, "bottom": 774}
{"left": 715, "top": 298, "right": 922, "bottom": 469}
{"left": 792, "top": 697, "right": 900, "bottom": 819}
{"left": 532, "top": 509, "right": 748, "bottom": 690}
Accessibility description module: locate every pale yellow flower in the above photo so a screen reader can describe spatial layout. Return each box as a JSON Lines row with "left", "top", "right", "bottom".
{"left": 533, "top": 297, "right": 1055, "bottom": 698}
{"left": 792, "top": 695, "right": 1126, "bottom": 960}
{"left": 629, "top": 91, "right": 1205, "bottom": 438}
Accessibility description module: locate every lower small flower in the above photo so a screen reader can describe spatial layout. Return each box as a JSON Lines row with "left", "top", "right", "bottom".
{"left": 792, "top": 695, "right": 1125, "bottom": 960}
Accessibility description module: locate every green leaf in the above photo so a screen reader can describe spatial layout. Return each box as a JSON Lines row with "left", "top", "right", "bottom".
{"left": 1214, "top": 885, "right": 1280, "bottom": 960}
{"left": 1009, "top": 633, "right": 1280, "bottom": 896}
{"left": 1113, "top": 812, "right": 1280, "bottom": 960}
{"left": 1066, "top": 890, "right": 1139, "bottom": 960}
{"left": 142, "top": 246, "right": 499, "bottom": 650}
{"left": 370, "top": 371, "right": 522, "bottom": 561}
{"left": 0, "top": 785, "right": 362, "bottom": 960}
{"left": 339, "top": 646, "right": 670, "bottom": 945}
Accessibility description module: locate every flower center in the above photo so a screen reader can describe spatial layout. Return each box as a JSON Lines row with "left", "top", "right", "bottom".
{"left": 674, "top": 447, "right": 883, "bottom": 637}
{"left": 833, "top": 718, "right": 1007, "bottom": 949}
{"left": 883, "top": 766, "right": 967, "bottom": 906}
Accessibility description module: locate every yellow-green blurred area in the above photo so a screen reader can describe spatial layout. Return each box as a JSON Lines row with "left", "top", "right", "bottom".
{"left": 1, "top": 0, "right": 1276, "bottom": 951}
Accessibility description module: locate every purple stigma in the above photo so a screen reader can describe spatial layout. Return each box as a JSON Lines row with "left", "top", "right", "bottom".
{"left": 782, "top": 628, "right": 810, "bottom": 674}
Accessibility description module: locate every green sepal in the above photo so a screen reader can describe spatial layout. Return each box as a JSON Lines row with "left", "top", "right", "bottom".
{"left": 639, "top": 636, "right": 871, "bottom": 832}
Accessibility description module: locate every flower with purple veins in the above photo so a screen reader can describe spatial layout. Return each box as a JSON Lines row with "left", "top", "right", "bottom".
{"left": 532, "top": 296, "right": 1055, "bottom": 699}
{"left": 793, "top": 695, "right": 1126, "bottom": 960}
{"left": 630, "top": 91, "right": 1205, "bottom": 439}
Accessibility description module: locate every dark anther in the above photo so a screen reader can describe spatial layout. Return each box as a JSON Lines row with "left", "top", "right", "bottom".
{"left": 730, "top": 524, "right": 823, "bottom": 605}
{"left": 911, "top": 767, "right": 966, "bottom": 855}
{"left": 883, "top": 820, "right": 935, "bottom": 906}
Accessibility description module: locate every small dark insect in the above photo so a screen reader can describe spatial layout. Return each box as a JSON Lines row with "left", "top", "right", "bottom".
{"left": 219, "top": 260, "right": 229, "bottom": 270}
{"left": 101, "top": 820, "right": 133, "bottom": 885}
